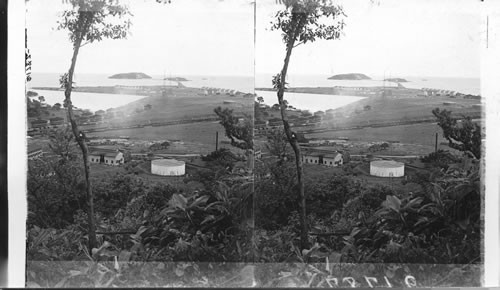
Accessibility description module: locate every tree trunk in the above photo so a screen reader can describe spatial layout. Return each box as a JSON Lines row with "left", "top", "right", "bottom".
{"left": 64, "top": 16, "right": 97, "bottom": 250}
{"left": 276, "top": 15, "right": 308, "bottom": 249}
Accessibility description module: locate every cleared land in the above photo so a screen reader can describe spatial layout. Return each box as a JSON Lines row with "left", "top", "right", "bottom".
{"left": 307, "top": 123, "right": 445, "bottom": 146}
{"left": 89, "top": 122, "right": 235, "bottom": 155}
{"left": 324, "top": 95, "right": 480, "bottom": 126}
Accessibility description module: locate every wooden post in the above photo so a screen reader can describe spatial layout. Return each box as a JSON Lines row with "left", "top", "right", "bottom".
{"left": 435, "top": 132, "right": 438, "bottom": 153}
{"left": 215, "top": 131, "right": 219, "bottom": 151}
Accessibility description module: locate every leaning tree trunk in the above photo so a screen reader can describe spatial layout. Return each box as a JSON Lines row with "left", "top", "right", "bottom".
{"left": 276, "top": 13, "right": 308, "bottom": 249}
{"left": 64, "top": 15, "right": 97, "bottom": 250}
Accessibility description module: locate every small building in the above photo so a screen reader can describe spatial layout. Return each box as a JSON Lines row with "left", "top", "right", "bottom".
{"left": 322, "top": 152, "right": 343, "bottom": 167}
{"left": 254, "top": 149, "right": 262, "bottom": 160}
{"left": 326, "top": 139, "right": 347, "bottom": 145}
{"left": 104, "top": 151, "right": 124, "bottom": 165}
{"left": 418, "top": 90, "right": 429, "bottom": 97}
{"left": 302, "top": 152, "right": 323, "bottom": 164}
{"left": 308, "top": 140, "right": 324, "bottom": 145}
{"left": 88, "top": 148, "right": 124, "bottom": 166}
{"left": 28, "top": 146, "right": 43, "bottom": 160}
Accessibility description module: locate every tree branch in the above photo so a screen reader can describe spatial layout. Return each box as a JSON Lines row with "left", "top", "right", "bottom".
{"left": 292, "top": 41, "right": 304, "bottom": 48}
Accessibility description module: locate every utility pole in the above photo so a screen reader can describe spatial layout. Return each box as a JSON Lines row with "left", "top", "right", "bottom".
{"left": 435, "top": 132, "right": 438, "bottom": 153}
{"left": 215, "top": 131, "right": 219, "bottom": 151}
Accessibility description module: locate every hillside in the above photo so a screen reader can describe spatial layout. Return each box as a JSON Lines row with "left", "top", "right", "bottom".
{"left": 113, "top": 87, "right": 253, "bottom": 124}
{"left": 384, "top": 78, "right": 408, "bottom": 83}
{"left": 164, "top": 77, "right": 190, "bottom": 82}
{"left": 109, "top": 72, "right": 152, "bottom": 79}
{"left": 328, "top": 73, "right": 371, "bottom": 80}
{"left": 322, "top": 94, "right": 481, "bottom": 128}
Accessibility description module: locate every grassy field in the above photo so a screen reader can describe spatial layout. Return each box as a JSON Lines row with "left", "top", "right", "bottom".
{"left": 111, "top": 87, "right": 253, "bottom": 123}
{"left": 306, "top": 122, "right": 451, "bottom": 152}
{"left": 89, "top": 121, "right": 235, "bottom": 154}
{"left": 326, "top": 94, "right": 481, "bottom": 127}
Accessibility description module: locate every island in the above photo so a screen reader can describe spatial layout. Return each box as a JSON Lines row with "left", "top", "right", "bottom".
{"left": 328, "top": 73, "right": 371, "bottom": 80}
{"left": 109, "top": 72, "right": 152, "bottom": 79}
{"left": 164, "top": 77, "right": 190, "bottom": 82}
{"left": 384, "top": 78, "right": 408, "bottom": 83}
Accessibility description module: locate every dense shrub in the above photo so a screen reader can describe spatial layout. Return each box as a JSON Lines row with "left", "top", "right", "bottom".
{"left": 420, "top": 149, "right": 459, "bottom": 169}
{"left": 27, "top": 158, "right": 87, "bottom": 228}
{"left": 93, "top": 174, "right": 147, "bottom": 218}
{"left": 307, "top": 175, "right": 363, "bottom": 217}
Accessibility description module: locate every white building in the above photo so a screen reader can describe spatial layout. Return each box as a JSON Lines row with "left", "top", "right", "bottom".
{"left": 104, "top": 152, "right": 124, "bottom": 166}
{"left": 302, "top": 152, "right": 322, "bottom": 164}
{"left": 322, "top": 153, "right": 343, "bottom": 167}
{"left": 89, "top": 149, "right": 124, "bottom": 166}
{"left": 151, "top": 159, "right": 185, "bottom": 176}
{"left": 370, "top": 160, "right": 404, "bottom": 177}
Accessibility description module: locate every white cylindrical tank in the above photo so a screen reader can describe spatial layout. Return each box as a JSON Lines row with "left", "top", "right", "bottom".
{"left": 370, "top": 160, "right": 404, "bottom": 177}
{"left": 151, "top": 159, "right": 185, "bottom": 176}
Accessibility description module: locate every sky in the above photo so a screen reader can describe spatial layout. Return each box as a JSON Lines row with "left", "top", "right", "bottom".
{"left": 26, "top": 0, "right": 482, "bottom": 78}
{"left": 26, "top": 0, "right": 256, "bottom": 76}
{"left": 257, "top": 0, "right": 482, "bottom": 78}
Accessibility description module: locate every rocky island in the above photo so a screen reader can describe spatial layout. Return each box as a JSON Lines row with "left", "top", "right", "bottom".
{"left": 164, "top": 77, "right": 190, "bottom": 82}
{"left": 328, "top": 73, "right": 371, "bottom": 80}
{"left": 384, "top": 78, "right": 408, "bottom": 83}
{"left": 109, "top": 72, "right": 152, "bottom": 79}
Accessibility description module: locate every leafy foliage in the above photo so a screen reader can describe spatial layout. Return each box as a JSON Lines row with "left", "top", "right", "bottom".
{"left": 432, "top": 108, "right": 481, "bottom": 159}
{"left": 93, "top": 174, "right": 147, "bottom": 218}
{"left": 420, "top": 149, "right": 460, "bottom": 170}
{"left": 213, "top": 107, "right": 253, "bottom": 150}
{"left": 271, "top": 0, "right": 346, "bottom": 47}
{"left": 256, "top": 160, "right": 298, "bottom": 229}
{"left": 28, "top": 158, "right": 86, "bottom": 228}
{"left": 202, "top": 148, "right": 242, "bottom": 171}
{"left": 265, "top": 128, "right": 292, "bottom": 160}
{"left": 341, "top": 165, "right": 481, "bottom": 264}
{"left": 57, "top": 0, "right": 132, "bottom": 45}
{"left": 49, "top": 127, "right": 80, "bottom": 162}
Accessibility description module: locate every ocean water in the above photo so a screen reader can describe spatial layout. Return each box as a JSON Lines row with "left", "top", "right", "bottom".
{"left": 28, "top": 73, "right": 255, "bottom": 94}
{"left": 256, "top": 90, "right": 365, "bottom": 112}
{"left": 255, "top": 73, "right": 481, "bottom": 96}
{"left": 28, "top": 73, "right": 480, "bottom": 112}
{"left": 28, "top": 73, "right": 255, "bottom": 111}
